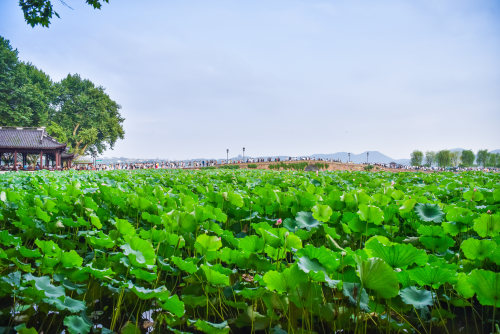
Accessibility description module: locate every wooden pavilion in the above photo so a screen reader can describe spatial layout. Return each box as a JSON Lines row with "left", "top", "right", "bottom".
{"left": 0, "top": 127, "right": 74, "bottom": 171}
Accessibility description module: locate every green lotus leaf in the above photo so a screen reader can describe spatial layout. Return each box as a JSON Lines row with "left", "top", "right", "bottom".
{"left": 469, "top": 269, "right": 500, "bottom": 307}
{"left": 161, "top": 294, "right": 185, "bottom": 317}
{"left": 171, "top": 256, "right": 198, "bottom": 274}
{"left": 295, "top": 211, "right": 322, "bottom": 230}
{"left": 36, "top": 207, "right": 51, "bottom": 223}
{"left": 262, "top": 270, "right": 287, "bottom": 293}
{"left": 0, "top": 230, "right": 21, "bottom": 247}
{"left": 121, "top": 236, "right": 156, "bottom": 268}
{"left": 365, "top": 238, "right": 428, "bottom": 268}
{"left": 473, "top": 214, "right": 500, "bottom": 237}
{"left": 14, "top": 324, "right": 38, "bottom": 334}
{"left": 399, "top": 198, "right": 417, "bottom": 213}
{"left": 201, "top": 263, "right": 230, "bottom": 286}
{"left": 116, "top": 218, "right": 136, "bottom": 236}
{"left": 463, "top": 189, "right": 484, "bottom": 202}
{"left": 84, "top": 263, "right": 114, "bottom": 279}
{"left": 61, "top": 250, "right": 83, "bottom": 268}
{"left": 86, "top": 231, "right": 115, "bottom": 249}
{"left": 460, "top": 238, "right": 496, "bottom": 261}
{"left": 120, "top": 322, "right": 141, "bottom": 334}
{"left": 227, "top": 191, "right": 244, "bottom": 207}
{"left": 64, "top": 315, "right": 92, "bottom": 334}
{"left": 399, "top": 286, "right": 433, "bottom": 309}
{"left": 190, "top": 319, "right": 230, "bottom": 334}
{"left": 357, "top": 257, "right": 399, "bottom": 298}
{"left": 454, "top": 273, "right": 474, "bottom": 299}
{"left": 89, "top": 214, "right": 102, "bottom": 229}
{"left": 35, "top": 239, "right": 62, "bottom": 257}
{"left": 357, "top": 204, "right": 384, "bottom": 225}
{"left": 195, "top": 234, "right": 222, "bottom": 255}
{"left": 127, "top": 283, "right": 170, "bottom": 300}
{"left": 18, "top": 246, "right": 42, "bottom": 258}
{"left": 415, "top": 203, "right": 444, "bottom": 223}
{"left": 296, "top": 245, "right": 340, "bottom": 273}
{"left": 24, "top": 274, "right": 65, "bottom": 298}
{"left": 312, "top": 204, "right": 333, "bottom": 223}
{"left": 130, "top": 268, "right": 157, "bottom": 282}
{"left": 408, "top": 265, "right": 456, "bottom": 289}
{"left": 342, "top": 282, "right": 370, "bottom": 311}
{"left": 44, "top": 296, "right": 86, "bottom": 313}
{"left": 419, "top": 236, "right": 454, "bottom": 253}
{"left": 417, "top": 225, "right": 445, "bottom": 237}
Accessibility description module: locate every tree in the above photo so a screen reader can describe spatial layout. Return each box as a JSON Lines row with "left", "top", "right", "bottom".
{"left": 48, "top": 74, "right": 124, "bottom": 157}
{"left": 450, "top": 151, "right": 461, "bottom": 167}
{"left": 460, "top": 150, "right": 475, "bottom": 167}
{"left": 486, "top": 153, "right": 499, "bottom": 168}
{"left": 410, "top": 150, "right": 423, "bottom": 166}
{"left": 0, "top": 36, "right": 124, "bottom": 158}
{"left": 477, "top": 150, "right": 488, "bottom": 167}
{"left": 19, "top": 0, "right": 109, "bottom": 27}
{"left": 436, "top": 150, "right": 451, "bottom": 168}
{"left": 425, "top": 151, "right": 436, "bottom": 167}
{"left": 0, "top": 36, "right": 54, "bottom": 127}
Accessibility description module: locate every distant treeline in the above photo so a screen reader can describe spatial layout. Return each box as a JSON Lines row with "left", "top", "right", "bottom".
{"left": 410, "top": 150, "right": 499, "bottom": 168}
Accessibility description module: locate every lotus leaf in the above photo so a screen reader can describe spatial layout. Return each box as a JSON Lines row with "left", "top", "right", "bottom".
{"left": 473, "top": 213, "right": 500, "bottom": 237}
{"left": 460, "top": 238, "right": 496, "bottom": 261}
{"left": 357, "top": 204, "right": 384, "bottom": 225}
{"left": 64, "top": 315, "right": 91, "bottom": 334}
{"left": 357, "top": 257, "right": 399, "bottom": 298}
{"left": 365, "top": 237, "right": 428, "bottom": 268}
{"left": 399, "top": 286, "right": 433, "bottom": 309}
{"left": 342, "top": 282, "right": 370, "bottom": 311}
{"left": 195, "top": 234, "right": 222, "bottom": 254}
{"left": 312, "top": 204, "right": 333, "bottom": 222}
{"left": 415, "top": 203, "right": 444, "bottom": 223}
{"left": 468, "top": 269, "right": 500, "bottom": 307}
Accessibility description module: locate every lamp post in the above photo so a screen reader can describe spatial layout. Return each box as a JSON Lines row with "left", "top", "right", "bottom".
{"left": 226, "top": 149, "right": 229, "bottom": 164}
{"left": 367, "top": 152, "right": 369, "bottom": 164}
{"left": 243, "top": 147, "right": 245, "bottom": 162}
{"left": 348, "top": 153, "right": 351, "bottom": 163}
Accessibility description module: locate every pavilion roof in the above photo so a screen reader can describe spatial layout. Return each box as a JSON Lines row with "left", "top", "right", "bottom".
{"left": 0, "top": 127, "right": 66, "bottom": 150}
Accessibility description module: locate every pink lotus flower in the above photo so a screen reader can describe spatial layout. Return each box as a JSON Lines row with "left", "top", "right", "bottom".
{"left": 275, "top": 218, "right": 282, "bottom": 226}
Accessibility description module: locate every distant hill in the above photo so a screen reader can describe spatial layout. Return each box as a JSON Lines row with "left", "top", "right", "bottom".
{"left": 312, "top": 151, "right": 409, "bottom": 165}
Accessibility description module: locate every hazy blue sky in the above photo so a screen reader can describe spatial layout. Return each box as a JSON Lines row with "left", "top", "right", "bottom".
{"left": 1, "top": 0, "right": 499, "bottom": 160}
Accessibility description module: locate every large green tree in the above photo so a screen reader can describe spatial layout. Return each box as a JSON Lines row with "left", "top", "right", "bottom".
{"left": 0, "top": 37, "right": 53, "bottom": 126}
{"left": 476, "top": 150, "right": 489, "bottom": 168}
{"left": 19, "top": 0, "right": 109, "bottom": 27}
{"left": 425, "top": 151, "right": 436, "bottom": 167}
{"left": 410, "top": 150, "right": 423, "bottom": 166}
{"left": 436, "top": 150, "right": 451, "bottom": 168}
{"left": 460, "top": 150, "right": 475, "bottom": 167}
{"left": 0, "top": 36, "right": 124, "bottom": 158}
{"left": 48, "top": 74, "right": 124, "bottom": 157}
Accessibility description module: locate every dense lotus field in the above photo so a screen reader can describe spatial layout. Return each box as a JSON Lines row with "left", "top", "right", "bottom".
{"left": 0, "top": 170, "right": 498, "bottom": 334}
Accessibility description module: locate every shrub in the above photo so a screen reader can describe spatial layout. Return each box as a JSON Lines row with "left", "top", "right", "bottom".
{"left": 247, "top": 164, "right": 258, "bottom": 169}
{"left": 364, "top": 164, "right": 374, "bottom": 171}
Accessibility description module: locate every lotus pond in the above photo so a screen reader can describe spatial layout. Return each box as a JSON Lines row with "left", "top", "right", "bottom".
{"left": 0, "top": 169, "right": 498, "bottom": 334}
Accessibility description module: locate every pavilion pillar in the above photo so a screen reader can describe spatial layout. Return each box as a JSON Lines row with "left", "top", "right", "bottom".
{"left": 22, "top": 153, "right": 27, "bottom": 167}
{"left": 40, "top": 151, "right": 43, "bottom": 169}
{"left": 56, "top": 151, "right": 60, "bottom": 170}
{"left": 14, "top": 151, "right": 17, "bottom": 170}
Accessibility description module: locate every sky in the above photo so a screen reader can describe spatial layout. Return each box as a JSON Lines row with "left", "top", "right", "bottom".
{"left": 1, "top": 0, "right": 499, "bottom": 160}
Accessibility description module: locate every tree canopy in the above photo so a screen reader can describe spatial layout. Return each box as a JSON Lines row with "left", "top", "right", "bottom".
{"left": 410, "top": 150, "right": 423, "bottom": 166}
{"left": 19, "top": 0, "right": 109, "bottom": 27}
{"left": 461, "top": 150, "right": 475, "bottom": 167}
{"left": 0, "top": 36, "right": 124, "bottom": 157}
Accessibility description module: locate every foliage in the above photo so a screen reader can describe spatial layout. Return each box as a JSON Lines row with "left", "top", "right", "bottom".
{"left": 477, "top": 149, "right": 489, "bottom": 168}
{"left": 410, "top": 150, "right": 423, "bottom": 166}
{"left": 425, "top": 151, "right": 436, "bottom": 167}
{"left": 247, "top": 164, "right": 258, "bottom": 169}
{"left": 218, "top": 165, "right": 239, "bottom": 169}
{"left": 363, "top": 164, "right": 374, "bottom": 171}
{"left": 19, "top": 0, "right": 109, "bottom": 27}
{"left": 0, "top": 169, "right": 498, "bottom": 333}
{"left": 0, "top": 36, "right": 124, "bottom": 158}
{"left": 436, "top": 150, "right": 451, "bottom": 168}
{"left": 269, "top": 162, "right": 308, "bottom": 170}
{"left": 461, "top": 150, "right": 475, "bottom": 167}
